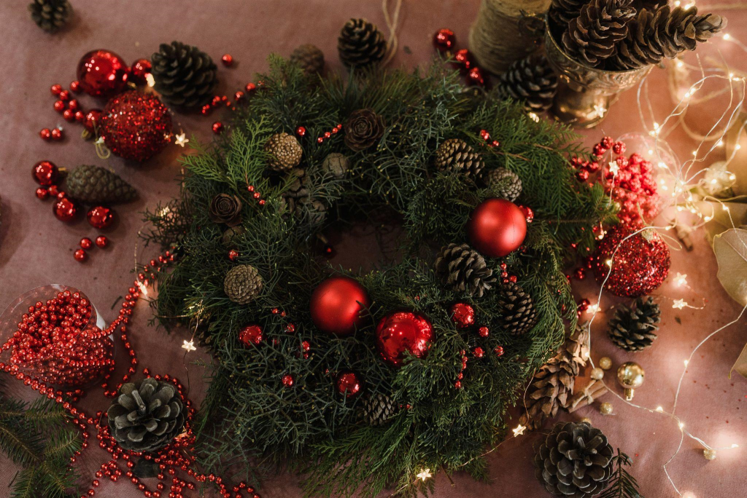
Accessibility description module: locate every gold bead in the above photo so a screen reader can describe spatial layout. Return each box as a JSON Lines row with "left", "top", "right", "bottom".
{"left": 703, "top": 448, "right": 717, "bottom": 461}
{"left": 599, "top": 357, "right": 612, "bottom": 370}
{"left": 617, "top": 362, "right": 645, "bottom": 400}
{"left": 600, "top": 402, "right": 613, "bottom": 415}
{"left": 591, "top": 367, "right": 604, "bottom": 380}
{"left": 580, "top": 417, "right": 592, "bottom": 424}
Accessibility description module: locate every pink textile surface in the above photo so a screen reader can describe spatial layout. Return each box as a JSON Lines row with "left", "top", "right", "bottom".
{"left": 1, "top": 0, "right": 746, "bottom": 497}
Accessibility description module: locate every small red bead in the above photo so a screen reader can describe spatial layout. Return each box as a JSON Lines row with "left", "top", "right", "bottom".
{"left": 494, "top": 345, "right": 504, "bottom": 357}
{"left": 433, "top": 28, "right": 456, "bottom": 52}
{"left": 70, "top": 80, "right": 81, "bottom": 93}
{"left": 245, "top": 82, "right": 257, "bottom": 94}
{"left": 36, "top": 187, "right": 50, "bottom": 200}
{"left": 281, "top": 374, "right": 294, "bottom": 387}
{"left": 228, "top": 249, "right": 239, "bottom": 261}
{"left": 51, "top": 128, "right": 63, "bottom": 141}
{"left": 63, "top": 109, "right": 75, "bottom": 122}
{"left": 68, "top": 99, "right": 80, "bottom": 112}
{"left": 473, "top": 347, "right": 485, "bottom": 358}
{"left": 296, "top": 126, "right": 307, "bottom": 137}
{"left": 40, "top": 128, "right": 52, "bottom": 141}
{"left": 212, "top": 122, "right": 224, "bottom": 134}
{"left": 221, "top": 54, "right": 234, "bottom": 67}
{"left": 454, "top": 380, "right": 462, "bottom": 389}
{"left": 49, "top": 185, "right": 59, "bottom": 196}
{"left": 51, "top": 84, "right": 63, "bottom": 96}
{"left": 58, "top": 90, "right": 70, "bottom": 101}
{"left": 234, "top": 91, "right": 245, "bottom": 102}
{"left": 478, "top": 326, "right": 489, "bottom": 337}
{"left": 75, "top": 110, "right": 85, "bottom": 123}
{"left": 74, "top": 249, "right": 88, "bottom": 262}
{"left": 95, "top": 235, "right": 109, "bottom": 248}
{"left": 201, "top": 104, "right": 212, "bottom": 115}
{"left": 53, "top": 100, "right": 66, "bottom": 112}
{"left": 80, "top": 237, "right": 94, "bottom": 250}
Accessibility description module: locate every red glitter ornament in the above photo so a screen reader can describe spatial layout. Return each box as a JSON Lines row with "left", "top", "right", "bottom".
{"left": 212, "top": 122, "right": 224, "bottom": 134}
{"left": 74, "top": 249, "right": 88, "bottom": 262}
{"left": 239, "top": 325, "right": 263, "bottom": 347}
{"left": 80, "top": 237, "right": 94, "bottom": 250}
{"left": 375, "top": 310, "right": 433, "bottom": 367}
{"left": 32, "top": 161, "right": 60, "bottom": 186}
{"left": 95, "top": 235, "right": 109, "bottom": 248}
{"left": 466, "top": 67, "right": 485, "bottom": 87}
{"left": 87, "top": 206, "right": 115, "bottom": 229}
{"left": 221, "top": 54, "right": 234, "bottom": 67}
{"left": 592, "top": 224, "right": 670, "bottom": 297}
{"left": 519, "top": 205, "right": 534, "bottom": 223}
{"left": 76, "top": 49, "right": 129, "bottom": 98}
{"left": 468, "top": 198, "right": 527, "bottom": 258}
{"left": 100, "top": 91, "right": 172, "bottom": 162}
{"left": 129, "top": 58, "right": 152, "bottom": 86}
{"left": 282, "top": 374, "right": 294, "bottom": 387}
{"left": 433, "top": 28, "right": 456, "bottom": 52}
{"left": 449, "top": 303, "right": 475, "bottom": 329}
{"left": 35, "top": 187, "right": 49, "bottom": 200}
{"left": 40, "top": 128, "right": 51, "bottom": 141}
{"left": 335, "top": 370, "right": 363, "bottom": 398}
{"left": 310, "top": 276, "right": 371, "bottom": 336}
{"left": 53, "top": 197, "right": 78, "bottom": 222}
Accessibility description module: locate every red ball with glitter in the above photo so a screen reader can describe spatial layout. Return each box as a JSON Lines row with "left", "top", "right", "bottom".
{"left": 100, "top": 91, "right": 172, "bottom": 162}
{"left": 32, "top": 161, "right": 60, "bottom": 186}
{"left": 433, "top": 28, "right": 456, "bottom": 52}
{"left": 310, "top": 276, "right": 371, "bottom": 336}
{"left": 468, "top": 198, "right": 527, "bottom": 258}
{"left": 76, "top": 49, "right": 129, "bottom": 98}
{"left": 375, "top": 310, "right": 434, "bottom": 367}
{"left": 592, "top": 224, "right": 670, "bottom": 297}
{"left": 335, "top": 370, "right": 363, "bottom": 398}
{"left": 87, "top": 206, "right": 115, "bottom": 229}
{"left": 53, "top": 197, "right": 79, "bottom": 222}
{"left": 239, "top": 325, "right": 263, "bottom": 347}
{"left": 449, "top": 303, "right": 475, "bottom": 329}
{"left": 129, "top": 58, "right": 152, "bottom": 86}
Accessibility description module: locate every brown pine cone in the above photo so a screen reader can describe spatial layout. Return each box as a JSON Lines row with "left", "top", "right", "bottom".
{"left": 434, "top": 139, "right": 485, "bottom": 179}
{"left": 29, "top": 0, "right": 72, "bottom": 33}
{"left": 497, "top": 54, "right": 558, "bottom": 114}
{"left": 549, "top": 0, "right": 589, "bottom": 27}
{"left": 290, "top": 44, "right": 325, "bottom": 75}
{"left": 344, "top": 109, "right": 385, "bottom": 152}
{"left": 562, "top": 0, "right": 636, "bottom": 67}
{"left": 209, "top": 194, "right": 242, "bottom": 227}
{"left": 338, "top": 18, "right": 387, "bottom": 69}
{"left": 265, "top": 133, "right": 303, "bottom": 172}
{"left": 435, "top": 243, "right": 497, "bottom": 298}
{"left": 224, "top": 265, "right": 263, "bottom": 304}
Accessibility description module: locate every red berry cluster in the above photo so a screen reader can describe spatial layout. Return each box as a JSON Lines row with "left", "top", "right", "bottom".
{"left": 479, "top": 129, "right": 501, "bottom": 149}
{"left": 45, "top": 81, "right": 104, "bottom": 142}
{"left": 448, "top": 303, "right": 504, "bottom": 389}
{"left": 432, "top": 28, "right": 486, "bottom": 87}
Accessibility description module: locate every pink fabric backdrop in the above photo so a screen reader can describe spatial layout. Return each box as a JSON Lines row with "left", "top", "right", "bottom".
{"left": 1, "top": 0, "right": 746, "bottom": 497}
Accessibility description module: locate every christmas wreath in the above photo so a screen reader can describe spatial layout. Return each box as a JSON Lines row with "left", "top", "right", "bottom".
{"left": 145, "top": 56, "right": 615, "bottom": 495}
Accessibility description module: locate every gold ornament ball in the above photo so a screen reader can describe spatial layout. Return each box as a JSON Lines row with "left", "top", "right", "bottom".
{"left": 617, "top": 362, "right": 645, "bottom": 400}
{"left": 599, "top": 357, "right": 612, "bottom": 370}
{"left": 703, "top": 448, "right": 717, "bottom": 461}
{"left": 600, "top": 402, "right": 614, "bottom": 415}
{"left": 591, "top": 367, "right": 605, "bottom": 380}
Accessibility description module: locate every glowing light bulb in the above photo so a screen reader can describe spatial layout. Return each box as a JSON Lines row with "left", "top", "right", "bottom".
{"left": 656, "top": 406, "right": 664, "bottom": 413}
{"left": 723, "top": 33, "right": 731, "bottom": 41}
{"left": 605, "top": 259, "right": 613, "bottom": 267}
{"left": 677, "top": 61, "right": 684, "bottom": 68}
{"left": 732, "top": 444, "right": 739, "bottom": 448}
{"left": 684, "top": 360, "right": 689, "bottom": 367}
{"left": 716, "top": 139, "right": 724, "bottom": 147}
{"left": 679, "top": 422, "right": 685, "bottom": 429}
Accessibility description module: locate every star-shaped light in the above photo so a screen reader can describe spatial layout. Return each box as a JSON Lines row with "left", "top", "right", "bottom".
{"left": 513, "top": 424, "right": 526, "bottom": 437}
{"left": 672, "top": 299, "right": 687, "bottom": 310}
{"left": 174, "top": 132, "right": 189, "bottom": 147}
{"left": 416, "top": 469, "right": 432, "bottom": 481}
{"left": 674, "top": 272, "right": 688, "bottom": 287}
{"left": 182, "top": 339, "right": 197, "bottom": 352}
{"left": 608, "top": 161, "right": 620, "bottom": 175}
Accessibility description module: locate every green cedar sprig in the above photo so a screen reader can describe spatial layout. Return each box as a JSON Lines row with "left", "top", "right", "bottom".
{"left": 601, "top": 449, "right": 643, "bottom": 498}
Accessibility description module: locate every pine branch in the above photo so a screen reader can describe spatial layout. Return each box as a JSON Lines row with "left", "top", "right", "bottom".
{"left": 601, "top": 449, "right": 643, "bottom": 498}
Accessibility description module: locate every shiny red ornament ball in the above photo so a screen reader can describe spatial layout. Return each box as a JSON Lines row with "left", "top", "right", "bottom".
{"left": 433, "top": 28, "right": 456, "bottom": 52}
{"left": 468, "top": 198, "right": 527, "bottom": 258}
{"left": 449, "top": 302, "right": 475, "bottom": 329}
{"left": 375, "top": 310, "right": 434, "bottom": 367}
{"left": 32, "top": 161, "right": 59, "bottom": 186}
{"left": 212, "top": 122, "right": 224, "bottom": 134}
{"left": 239, "top": 325, "right": 263, "bottom": 347}
{"left": 80, "top": 237, "right": 93, "bottom": 250}
{"left": 87, "top": 206, "right": 115, "bottom": 229}
{"left": 95, "top": 235, "right": 109, "bottom": 248}
{"left": 83, "top": 109, "right": 102, "bottom": 135}
{"left": 221, "top": 54, "right": 234, "bottom": 67}
{"left": 40, "top": 128, "right": 51, "bottom": 141}
{"left": 54, "top": 197, "right": 79, "bottom": 222}
{"left": 129, "top": 58, "right": 152, "bottom": 86}
{"left": 35, "top": 187, "right": 49, "bottom": 200}
{"left": 335, "top": 370, "right": 363, "bottom": 398}
{"left": 281, "top": 374, "right": 294, "bottom": 387}
{"left": 310, "top": 276, "right": 370, "bottom": 336}
{"left": 76, "top": 49, "right": 129, "bottom": 98}
{"left": 100, "top": 91, "right": 172, "bottom": 162}
{"left": 74, "top": 249, "right": 88, "bottom": 262}
{"left": 466, "top": 66, "right": 485, "bottom": 87}
{"left": 592, "top": 224, "right": 670, "bottom": 297}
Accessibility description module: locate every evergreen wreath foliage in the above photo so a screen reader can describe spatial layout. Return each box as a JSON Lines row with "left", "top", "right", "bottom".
{"left": 144, "top": 55, "right": 616, "bottom": 496}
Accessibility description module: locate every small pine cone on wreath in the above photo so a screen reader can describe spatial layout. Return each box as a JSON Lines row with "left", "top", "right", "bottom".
{"left": 497, "top": 54, "right": 558, "bottom": 114}
{"left": 29, "top": 0, "right": 72, "bottom": 33}
{"left": 607, "top": 296, "right": 660, "bottom": 352}
{"left": 561, "top": 0, "right": 636, "bottom": 67}
{"left": 151, "top": 41, "right": 218, "bottom": 109}
{"left": 484, "top": 167, "right": 522, "bottom": 202}
{"left": 360, "top": 392, "right": 398, "bottom": 426}
{"left": 265, "top": 133, "right": 303, "bottom": 173}
{"left": 434, "top": 139, "right": 485, "bottom": 180}
{"left": 66, "top": 164, "right": 138, "bottom": 205}
{"left": 435, "top": 243, "right": 497, "bottom": 298}
{"left": 338, "top": 18, "right": 387, "bottom": 69}
{"left": 497, "top": 282, "right": 537, "bottom": 335}
{"left": 224, "top": 265, "right": 263, "bottom": 304}
{"left": 290, "top": 44, "right": 325, "bottom": 76}
{"left": 280, "top": 168, "right": 310, "bottom": 214}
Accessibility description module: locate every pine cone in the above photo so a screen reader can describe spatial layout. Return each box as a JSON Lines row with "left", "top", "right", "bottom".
{"left": 209, "top": 194, "right": 242, "bottom": 227}
{"left": 344, "top": 109, "right": 385, "bottom": 152}
{"left": 607, "top": 296, "right": 660, "bottom": 352}
{"left": 224, "top": 265, "right": 263, "bottom": 304}
{"left": 520, "top": 323, "right": 589, "bottom": 430}
{"left": 265, "top": 133, "right": 303, "bottom": 172}
{"left": 611, "top": 5, "right": 726, "bottom": 70}
{"left": 321, "top": 153, "right": 350, "bottom": 179}
{"left": 151, "top": 41, "right": 217, "bottom": 109}
{"left": 434, "top": 139, "right": 485, "bottom": 179}
{"left": 562, "top": 0, "right": 636, "bottom": 67}
{"left": 107, "top": 378, "right": 186, "bottom": 453}
{"left": 338, "top": 18, "right": 387, "bottom": 69}
{"left": 485, "top": 168, "right": 522, "bottom": 201}
{"left": 29, "top": 0, "right": 72, "bottom": 33}
{"left": 534, "top": 421, "right": 614, "bottom": 497}
{"left": 65, "top": 165, "right": 138, "bottom": 204}
{"left": 435, "top": 243, "right": 497, "bottom": 298}
{"left": 549, "top": 0, "right": 589, "bottom": 28}
{"left": 497, "top": 54, "right": 558, "bottom": 114}
{"left": 290, "top": 44, "right": 325, "bottom": 76}
{"left": 361, "top": 392, "right": 397, "bottom": 426}
{"left": 497, "top": 282, "right": 537, "bottom": 335}
{"left": 221, "top": 226, "right": 246, "bottom": 247}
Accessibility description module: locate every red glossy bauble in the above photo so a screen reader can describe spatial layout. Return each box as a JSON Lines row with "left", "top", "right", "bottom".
{"left": 310, "top": 276, "right": 371, "bottom": 336}
{"left": 76, "top": 49, "right": 129, "bottom": 98}
{"left": 87, "top": 206, "right": 115, "bottom": 229}
{"left": 375, "top": 310, "right": 434, "bottom": 367}
{"left": 467, "top": 198, "right": 527, "bottom": 258}
{"left": 100, "top": 91, "right": 172, "bottom": 162}
{"left": 74, "top": 249, "right": 88, "bottom": 262}
{"left": 335, "top": 370, "right": 363, "bottom": 398}
{"left": 449, "top": 303, "right": 475, "bottom": 329}
{"left": 54, "top": 197, "right": 79, "bottom": 222}
{"left": 592, "top": 224, "right": 670, "bottom": 297}
{"left": 95, "top": 235, "right": 109, "bottom": 248}
{"left": 239, "top": 324, "right": 263, "bottom": 347}
{"left": 129, "top": 58, "right": 152, "bottom": 86}
{"left": 32, "top": 161, "right": 59, "bottom": 186}
{"left": 433, "top": 28, "right": 456, "bottom": 52}
{"left": 83, "top": 109, "right": 102, "bottom": 135}
{"left": 221, "top": 54, "right": 234, "bottom": 67}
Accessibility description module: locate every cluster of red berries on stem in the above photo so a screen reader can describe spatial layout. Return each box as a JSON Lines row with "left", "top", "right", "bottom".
{"left": 447, "top": 303, "right": 504, "bottom": 389}
{"left": 432, "top": 28, "right": 486, "bottom": 87}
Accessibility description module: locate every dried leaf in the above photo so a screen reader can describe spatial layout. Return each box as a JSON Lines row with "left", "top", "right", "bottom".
{"left": 730, "top": 343, "right": 747, "bottom": 379}
{"left": 713, "top": 228, "right": 747, "bottom": 306}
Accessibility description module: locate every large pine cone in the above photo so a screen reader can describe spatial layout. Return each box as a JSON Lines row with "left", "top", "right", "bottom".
{"left": 497, "top": 54, "right": 558, "bottom": 114}
{"left": 435, "top": 243, "right": 496, "bottom": 298}
{"left": 290, "top": 44, "right": 325, "bottom": 76}
{"left": 535, "top": 421, "right": 614, "bottom": 497}
{"left": 66, "top": 165, "right": 138, "bottom": 204}
{"left": 265, "top": 133, "right": 303, "bottom": 172}
{"left": 361, "top": 392, "right": 397, "bottom": 426}
{"left": 485, "top": 168, "right": 522, "bottom": 202}
{"left": 608, "top": 296, "right": 660, "bottom": 351}
{"left": 497, "top": 282, "right": 537, "bottom": 335}
{"left": 338, "top": 18, "right": 387, "bottom": 69}
{"left": 108, "top": 378, "right": 186, "bottom": 453}
{"left": 29, "top": 0, "right": 72, "bottom": 33}
{"left": 151, "top": 41, "right": 217, "bottom": 109}
{"left": 549, "top": 0, "right": 589, "bottom": 29}
{"left": 434, "top": 139, "right": 485, "bottom": 179}
{"left": 224, "top": 265, "right": 263, "bottom": 304}
{"left": 562, "top": 0, "right": 636, "bottom": 67}
{"left": 611, "top": 5, "right": 726, "bottom": 70}
{"left": 344, "top": 109, "right": 385, "bottom": 152}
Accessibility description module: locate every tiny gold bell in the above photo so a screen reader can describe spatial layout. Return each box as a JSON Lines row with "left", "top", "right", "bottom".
{"left": 617, "top": 362, "right": 645, "bottom": 400}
